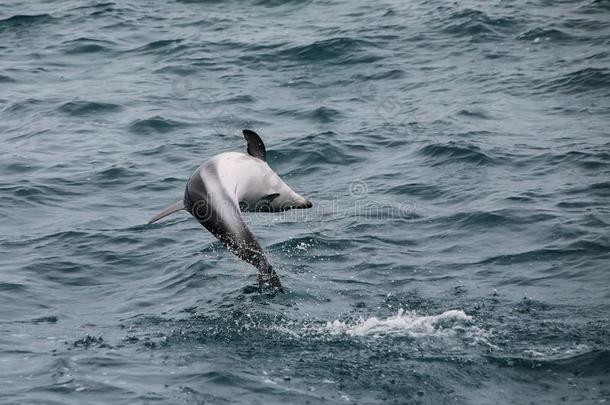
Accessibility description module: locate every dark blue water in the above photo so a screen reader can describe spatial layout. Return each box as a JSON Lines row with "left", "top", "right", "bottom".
{"left": 1, "top": 0, "right": 609, "bottom": 403}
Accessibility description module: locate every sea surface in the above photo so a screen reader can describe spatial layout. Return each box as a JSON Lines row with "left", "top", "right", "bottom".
{"left": 1, "top": 0, "right": 609, "bottom": 404}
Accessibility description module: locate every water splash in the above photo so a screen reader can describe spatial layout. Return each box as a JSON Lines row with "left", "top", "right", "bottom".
{"left": 325, "top": 308, "right": 486, "bottom": 341}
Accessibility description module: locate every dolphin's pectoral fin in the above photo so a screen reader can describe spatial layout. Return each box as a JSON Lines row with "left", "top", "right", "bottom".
{"left": 240, "top": 193, "right": 281, "bottom": 212}
{"left": 243, "top": 129, "right": 267, "bottom": 161}
{"left": 250, "top": 193, "right": 281, "bottom": 212}
{"left": 263, "top": 193, "right": 280, "bottom": 201}
{"left": 148, "top": 200, "right": 185, "bottom": 224}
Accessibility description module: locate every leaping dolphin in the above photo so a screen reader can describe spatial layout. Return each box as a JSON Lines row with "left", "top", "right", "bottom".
{"left": 148, "top": 129, "right": 312, "bottom": 291}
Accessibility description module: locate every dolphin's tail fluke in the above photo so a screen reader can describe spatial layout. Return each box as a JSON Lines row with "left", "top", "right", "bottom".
{"left": 148, "top": 200, "right": 185, "bottom": 224}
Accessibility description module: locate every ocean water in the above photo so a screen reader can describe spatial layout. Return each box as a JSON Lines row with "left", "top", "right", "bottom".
{"left": 1, "top": 0, "right": 609, "bottom": 403}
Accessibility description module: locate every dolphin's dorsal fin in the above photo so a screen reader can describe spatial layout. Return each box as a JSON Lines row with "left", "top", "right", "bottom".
{"left": 243, "top": 129, "right": 266, "bottom": 161}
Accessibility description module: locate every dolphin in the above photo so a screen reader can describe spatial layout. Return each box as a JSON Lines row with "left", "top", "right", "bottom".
{"left": 148, "top": 129, "right": 312, "bottom": 291}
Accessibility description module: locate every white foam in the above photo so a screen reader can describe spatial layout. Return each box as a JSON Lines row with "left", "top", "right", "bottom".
{"left": 525, "top": 343, "right": 592, "bottom": 359}
{"left": 325, "top": 308, "right": 478, "bottom": 339}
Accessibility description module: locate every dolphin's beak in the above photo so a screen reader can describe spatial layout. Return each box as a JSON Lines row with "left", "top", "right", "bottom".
{"left": 294, "top": 199, "right": 312, "bottom": 209}
{"left": 288, "top": 196, "right": 312, "bottom": 210}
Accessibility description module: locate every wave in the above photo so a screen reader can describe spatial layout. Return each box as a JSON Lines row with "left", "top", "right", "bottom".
{"left": 66, "top": 2, "right": 117, "bottom": 17}
{"left": 478, "top": 239, "right": 609, "bottom": 266}
{"left": 418, "top": 142, "right": 494, "bottom": 166}
{"left": 587, "top": 180, "right": 610, "bottom": 196}
{"left": 28, "top": 315, "right": 58, "bottom": 324}
{"left": 518, "top": 27, "right": 576, "bottom": 42}
{"left": 456, "top": 108, "right": 493, "bottom": 120}
{"left": 578, "top": 0, "right": 610, "bottom": 14}
{"left": 352, "top": 69, "right": 405, "bottom": 82}
{"left": 306, "top": 106, "right": 342, "bottom": 123}
{"left": 439, "top": 8, "right": 520, "bottom": 41}
{"left": 175, "top": 0, "right": 231, "bottom": 3}
{"left": 518, "top": 148, "right": 610, "bottom": 171}
{"left": 23, "top": 259, "right": 96, "bottom": 287}
{"left": 0, "top": 181, "right": 82, "bottom": 207}
{"left": 272, "top": 131, "right": 361, "bottom": 168}
{"left": 0, "top": 74, "right": 16, "bottom": 83}
{"left": 538, "top": 68, "right": 610, "bottom": 95}
{"left": 0, "top": 14, "right": 54, "bottom": 32}
{"left": 130, "top": 39, "right": 188, "bottom": 56}
{"left": 2, "top": 98, "right": 44, "bottom": 114}
{"left": 0, "top": 167, "right": 148, "bottom": 205}
{"left": 265, "top": 106, "right": 343, "bottom": 124}
{"left": 277, "top": 37, "right": 380, "bottom": 65}
{"left": 128, "top": 116, "right": 189, "bottom": 134}
{"left": 385, "top": 182, "right": 446, "bottom": 199}
{"left": 486, "top": 349, "right": 610, "bottom": 375}
{"left": 429, "top": 209, "right": 559, "bottom": 233}
{"left": 0, "top": 282, "right": 26, "bottom": 292}
{"left": 95, "top": 166, "right": 144, "bottom": 184}
{"left": 252, "top": 0, "right": 312, "bottom": 7}
{"left": 268, "top": 234, "right": 348, "bottom": 254}
{"left": 58, "top": 100, "right": 123, "bottom": 116}
{"left": 60, "top": 38, "right": 118, "bottom": 54}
